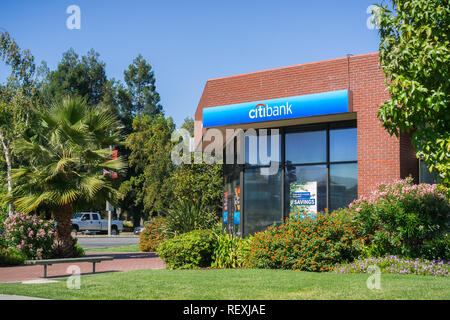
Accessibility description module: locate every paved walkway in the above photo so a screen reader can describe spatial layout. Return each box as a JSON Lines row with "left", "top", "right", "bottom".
{"left": 0, "top": 294, "right": 48, "bottom": 300}
{"left": 0, "top": 252, "right": 165, "bottom": 283}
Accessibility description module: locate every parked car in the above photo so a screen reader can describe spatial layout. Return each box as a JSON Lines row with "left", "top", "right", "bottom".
{"left": 133, "top": 221, "right": 151, "bottom": 235}
{"left": 71, "top": 212, "right": 123, "bottom": 235}
{"left": 134, "top": 226, "right": 145, "bottom": 235}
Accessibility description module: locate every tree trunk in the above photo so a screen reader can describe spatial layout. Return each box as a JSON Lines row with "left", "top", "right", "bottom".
{"left": 0, "top": 131, "right": 13, "bottom": 216}
{"left": 54, "top": 203, "right": 75, "bottom": 258}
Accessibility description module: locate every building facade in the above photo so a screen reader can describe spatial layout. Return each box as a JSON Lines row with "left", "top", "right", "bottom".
{"left": 194, "top": 52, "right": 420, "bottom": 237}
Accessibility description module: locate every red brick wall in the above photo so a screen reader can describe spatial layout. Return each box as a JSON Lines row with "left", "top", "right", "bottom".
{"left": 194, "top": 52, "right": 418, "bottom": 197}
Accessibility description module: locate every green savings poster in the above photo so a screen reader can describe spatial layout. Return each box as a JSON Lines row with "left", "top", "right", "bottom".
{"left": 289, "top": 181, "right": 317, "bottom": 217}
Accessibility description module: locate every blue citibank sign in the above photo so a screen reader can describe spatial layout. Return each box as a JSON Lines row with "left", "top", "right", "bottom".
{"left": 203, "top": 89, "right": 350, "bottom": 127}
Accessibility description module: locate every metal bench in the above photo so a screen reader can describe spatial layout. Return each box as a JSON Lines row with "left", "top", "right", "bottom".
{"left": 24, "top": 256, "right": 114, "bottom": 278}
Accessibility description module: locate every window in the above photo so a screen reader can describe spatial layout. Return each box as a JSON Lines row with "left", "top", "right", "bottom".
{"left": 329, "top": 163, "right": 358, "bottom": 211}
{"left": 285, "top": 130, "right": 326, "bottom": 164}
{"left": 419, "top": 159, "right": 441, "bottom": 184}
{"left": 330, "top": 128, "right": 357, "bottom": 162}
{"left": 245, "top": 131, "right": 281, "bottom": 166}
{"left": 92, "top": 214, "right": 99, "bottom": 220}
{"left": 243, "top": 167, "right": 282, "bottom": 236}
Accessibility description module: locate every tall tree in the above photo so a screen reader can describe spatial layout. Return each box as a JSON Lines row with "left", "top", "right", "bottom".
{"left": 122, "top": 54, "right": 163, "bottom": 118}
{"left": 10, "top": 97, "right": 126, "bottom": 256}
{"left": 376, "top": 0, "right": 449, "bottom": 185}
{"left": 0, "top": 31, "right": 38, "bottom": 215}
{"left": 122, "top": 114, "right": 174, "bottom": 221}
{"left": 45, "top": 48, "right": 108, "bottom": 105}
{"left": 117, "top": 55, "right": 164, "bottom": 225}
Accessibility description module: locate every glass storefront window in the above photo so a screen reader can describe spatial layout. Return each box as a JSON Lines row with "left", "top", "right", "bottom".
{"left": 285, "top": 165, "right": 327, "bottom": 216}
{"left": 237, "top": 122, "right": 357, "bottom": 236}
{"left": 243, "top": 167, "right": 282, "bottom": 236}
{"left": 285, "top": 130, "right": 326, "bottom": 164}
{"left": 245, "top": 132, "right": 281, "bottom": 166}
{"left": 330, "top": 128, "right": 357, "bottom": 162}
{"left": 329, "top": 163, "right": 358, "bottom": 211}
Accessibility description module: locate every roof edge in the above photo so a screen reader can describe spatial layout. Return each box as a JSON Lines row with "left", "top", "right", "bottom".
{"left": 206, "top": 52, "right": 379, "bottom": 83}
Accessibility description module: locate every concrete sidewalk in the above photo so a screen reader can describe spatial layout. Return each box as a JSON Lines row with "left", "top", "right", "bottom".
{"left": 0, "top": 294, "right": 49, "bottom": 300}
{"left": 0, "top": 252, "right": 165, "bottom": 283}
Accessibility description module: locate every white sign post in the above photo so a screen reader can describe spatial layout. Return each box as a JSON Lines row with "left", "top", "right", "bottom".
{"left": 106, "top": 201, "right": 114, "bottom": 236}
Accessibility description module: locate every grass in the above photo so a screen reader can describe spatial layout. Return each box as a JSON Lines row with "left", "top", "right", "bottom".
{"left": 0, "top": 269, "right": 449, "bottom": 300}
{"left": 85, "top": 244, "right": 140, "bottom": 253}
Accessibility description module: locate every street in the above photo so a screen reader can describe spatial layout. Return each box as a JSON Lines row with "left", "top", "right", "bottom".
{"left": 76, "top": 236, "right": 139, "bottom": 249}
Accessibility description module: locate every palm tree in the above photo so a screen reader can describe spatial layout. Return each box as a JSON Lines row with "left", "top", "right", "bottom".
{"left": 10, "top": 96, "right": 126, "bottom": 257}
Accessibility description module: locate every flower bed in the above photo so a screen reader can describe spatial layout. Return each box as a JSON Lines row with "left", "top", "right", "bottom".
{"left": 333, "top": 255, "right": 450, "bottom": 277}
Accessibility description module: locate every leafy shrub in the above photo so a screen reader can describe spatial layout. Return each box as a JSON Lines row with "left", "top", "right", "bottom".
{"left": 0, "top": 211, "right": 7, "bottom": 230}
{"left": 0, "top": 247, "right": 26, "bottom": 266}
{"left": 211, "top": 231, "right": 252, "bottom": 268}
{"left": 2, "top": 213, "right": 56, "bottom": 259}
{"left": 346, "top": 178, "right": 449, "bottom": 259}
{"left": 73, "top": 239, "right": 85, "bottom": 257}
{"left": 139, "top": 217, "right": 166, "bottom": 252}
{"left": 157, "top": 229, "right": 217, "bottom": 269}
{"left": 248, "top": 212, "right": 362, "bottom": 272}
{"left": 161, "top": 199, "right": 218, "bottom": 238}
{"left": 333, "top": 255, "right": 450, "bottom": 277}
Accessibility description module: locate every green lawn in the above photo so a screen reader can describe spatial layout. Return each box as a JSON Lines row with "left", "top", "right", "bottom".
{"left": 0, "top": 269, "right": 449, "bottom": 300}
{"left": 85, "top": 244, "right": 140, "bottom": 253}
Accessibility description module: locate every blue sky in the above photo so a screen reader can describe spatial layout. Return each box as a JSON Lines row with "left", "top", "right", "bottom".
{"left": 0, "top": 0, "right": 381, "bottom": 127}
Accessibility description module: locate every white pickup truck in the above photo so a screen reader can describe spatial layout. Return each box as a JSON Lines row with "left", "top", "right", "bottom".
{"left": 71, "top": 212, "right": 123, "bottom": 235}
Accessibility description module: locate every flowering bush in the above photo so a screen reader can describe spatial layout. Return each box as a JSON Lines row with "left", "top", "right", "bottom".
{"left": 333, "top": 255, "right": 450, "bottom": 277}
{"left": 345, "top": 178, "right": 450, "bottom": 259}
{"left": 0, "top": 247, "right": 26, "bottom": 266}
{"left": 2, "top": 213, "right": 56, "bottom": 259}
{"left": 247, "top": 211, "right": 362, "bottom": 272}
{"left": 139, "top": 217, "right": 166, "bottom": 252}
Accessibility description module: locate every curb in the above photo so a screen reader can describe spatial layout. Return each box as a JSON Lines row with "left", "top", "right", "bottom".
{"left": 75, "top": 235, "right": 139, "bottom": 238}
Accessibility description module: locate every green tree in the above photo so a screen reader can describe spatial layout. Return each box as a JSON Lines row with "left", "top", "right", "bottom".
{"left": 117, "top": 55, "right": 164, "bottom": 225}
{"left": 376, "top": 0, "right": 449, "bottom": 184}
{"left": 10, "top": 97, "right": 126, "bottom": 257}
{"left": 181, "top": 117, "right": 194, "bottom": 136}
{"left": 169, "top": 161, "right": 223, "bottom": 215}
{"left": 45, "top": 48, "right": 108, "bottom": 105}
{"left": 122, "top": 114, "right": 175, "bottom": 221}
{"left": 122, "top": 54, "right": 163, "bottom": 119}
{"left": 0, "top": 31, "right": 40, "bottom": 215}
